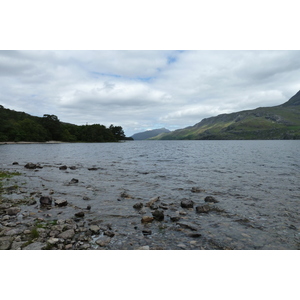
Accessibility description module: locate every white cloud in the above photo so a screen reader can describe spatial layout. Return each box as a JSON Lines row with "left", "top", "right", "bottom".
{"left": 0, "top": 50, "right": 300, "bottom": 136}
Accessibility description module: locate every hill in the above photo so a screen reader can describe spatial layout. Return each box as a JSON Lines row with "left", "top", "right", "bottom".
{"left": 152, "top": 91, "right": 300, "bottom": 140}
{"left": 0, "top": 105, "right": 127, "bottom": 143}
{"left": 131, "top": 128, "right": 170, "bottom": 140}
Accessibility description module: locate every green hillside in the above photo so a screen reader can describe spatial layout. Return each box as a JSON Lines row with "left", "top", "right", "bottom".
{"left": 0, "top": 105, "right": 128, "bottom": 143}
{"left": 152, "top": 91, "right": 300, "bottom": 140}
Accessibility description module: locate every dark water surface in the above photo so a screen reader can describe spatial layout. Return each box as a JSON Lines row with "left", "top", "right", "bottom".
{"left": 1, "top": 140, "right": 300, "bottom": 249}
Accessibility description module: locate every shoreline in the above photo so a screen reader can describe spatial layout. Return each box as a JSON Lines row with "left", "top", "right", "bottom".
{"left": 0, "top": 141, "right": 66, "bottom": 145}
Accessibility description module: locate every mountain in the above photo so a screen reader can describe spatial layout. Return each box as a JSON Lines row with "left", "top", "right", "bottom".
{"left": 131, "top": 128, "right": 170, "bottom": 140}
{"left": 152, "top": 91, "right": 300, "bottom": 140}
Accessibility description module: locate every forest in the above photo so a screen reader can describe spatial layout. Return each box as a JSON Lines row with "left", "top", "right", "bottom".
{"left": 0, "top": 105, "right": 131, "bottom": 142}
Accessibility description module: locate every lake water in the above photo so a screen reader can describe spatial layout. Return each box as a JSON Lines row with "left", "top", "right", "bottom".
{"left": 1, "top": 140, "right": 300, "bottom": 249}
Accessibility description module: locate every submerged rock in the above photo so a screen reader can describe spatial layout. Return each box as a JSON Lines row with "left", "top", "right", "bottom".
{"left": 204, "top": 196, "right": 219, "bottom": 203}
{"left": 191, "top": 187, "right": 205, "bottom": 193}
{"left": 146, "top": 196, "right": 160, "bottom": 207}
{"left": 195, "top": 204, "right": 211, "bottom": 213}
{"left": 59, "top": 165, "right": 68, "bottom": 170}
{"left": 40, "top": 196, "right": 53, "bottom": 206}
{"left": 95, "top": 236, "right": 111, "bottom": 247}
{"left": 141, "top": 216, "right": 154, "bottom": 223}
{"left": 74, "top": 211, "right": 85, "bottom": 218}
{"left": 25, "top": 163, "right": 42, "bottom": 169}
{"left": 180, "top": 199, "right": 194, "bottom": 208}
{"left": 133, "top": 202, "right": 143, "bottom": 209}
{"left": 177, "top": 221, "right": 198, "bottom": 231}
{"left": 152, "top": 210, "right": 164, "bottom": 221}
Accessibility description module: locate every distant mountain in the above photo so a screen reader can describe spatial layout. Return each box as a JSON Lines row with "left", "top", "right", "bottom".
{"left": 151, "top": 91, "right": 300, "bottom": 140}
{"left": 131, "top": 128, "right": 170, "bottom": 140}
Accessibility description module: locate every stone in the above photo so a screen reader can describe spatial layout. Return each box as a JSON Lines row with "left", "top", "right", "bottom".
{"left": 195, "top": 204, "right": 211, "bottom": 213}
{"left": 104, "top": 230, "right": 115, "bottom": 238}
{"left": 54, "top": 199, "right": 68, "bottom": 207}
{"left": 188, "top": 232, "right": 202, "bottom": 238}
{"left": 47, "top": 237, "right": 59, "bottom": 245}
{"left": 180, "top": 199, "right": 194, "bottom": 208}
{"left": 0, "top": 236, "right": 12, "bottom": 250}
{"left": 69, "top": 166, "right": 77, "bottom": 170}
{"left": 142, "top": 230, "right": 152, "bottom": 236}
{"left": 65, "top": 244, "right": 73, "bottom": 250}
{"left": 28, "top": 199, "right": 37, "bottom": 206}
{"left": 170, "top": 215, "right": 181, "bottom": 222}
{"left": 191, "top": 187, "right": 205, "bottom": 193}
{"left": 120, "top": 191, "right": 132, "bottom": 199}
{"left": 83, "top": 196, "right": 90, "bottom": 201}
{"left": 59, "top": 165, "right": 68, "bottom": 170}
{"left": 137, "top": 245, "right": 150, "bottom": 250}
{"left": 88, "top": 167, "right": 98, "bottom": 171}
{"left": 6, "top": 207, "right": 21, "bottom": 215}
{"left": 141, "top": 216, "right": 154, "bottom": 223}
{"left": 23, "top": 242, "right": 44, "bottom": 250}
{"left": 152, "top": 210, "right": 164, "bottom": 221}
{"left": 133, "top": 202, "right": 143, "bottom": 209}
{"left": 70, "top": 178, "right": 79, "bottom": 184}
{"left": 177, "top": 221, "right": 198, "bottom": 231}
{"left": 146, "top": 196, "right": 160, "bottom": 207}
{"left": 11, "top": 241, "right": 23, "bottom": 250}
{"left": 25, "top": 163, "right": 38, "bottom": 169}
{"left": 39, "top": 196, "right": 52, "bottom": 206}
{"left": 12, "top": 162, "right": 19, "bottom": 165}
{"left": 86, "top": 205, "right": 91, "bottom": 210}
{"left": 58, "top": 229, "right": 75, "bottom": 240}
{"left": 74, "top": 211, "right": 85, "bottom": 218}
{"left": 89, "top": 225, "right": 100, "bottom": 234}
{"left": 95, "top": 236, "right": 111, "bottom": 247}
{"left": 204, "top": 196, "right": 219, "bottom": 203}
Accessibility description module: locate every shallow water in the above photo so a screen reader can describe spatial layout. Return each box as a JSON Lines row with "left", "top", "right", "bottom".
{"left": 1, "top": 140, "right": 300, "bottom": 249}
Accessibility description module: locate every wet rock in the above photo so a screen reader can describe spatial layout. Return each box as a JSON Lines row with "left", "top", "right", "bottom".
{"left": 177, "top": 221, "right": 198, "bottom": 231}
{"left": 146, "top": 196, "right": 160, "bottom": 207}
{"left": 191, "top": 187, "right": 205, "bottom": 193}
{"left": 188, "top": 232, "right": 202, "bottom": 238}
{"left": 150, "top": 204, "right": 159, "bottom": 210}
{"left": 40, "top": 196, "right": 52, "bottom": 206}
{"left": 28, "top": 199, "right": 37, "bottom": 206}
{"left": 159, "top": 204, "right": 168, "bottom": 210}
{"left": 69, "top": 166, "right": 77, "bottom": 170}
{"left": 86, "top": 205, "right": 91, "bottom": 210}
{"left": 89, "top": 225, "right": 100, "bottom": 234}
{"left": 88, "top": 167, "right": 98, "bottom": 171}
{"left": 205, "top": 196, "right": 219, "bottom": 203}
{"left": 95, "top": 236, "right": 111, "bottom": 247}
{"left": 70, "top": 178, "right": 79, "bottom": 184}
{"left": 54, "top": 199, "right": 68, "bottom": 207}
{"left": 83, "top": 196, "right": 90, "bottom": 201}
{"left": 59, "top": 165, "right": 68, "bottom": 170}
{"left": 58, "top": 229, "right": 75, "bottom": 240}
{"left": 104, "top": 230, "right": 115, "bottom": 238}
{"left": 170, "top": 215, "right": 181, "bottom": 222}
{"left": 180, "top": 199, "right": 194, "bottom": 208}
{"left": 142, "top": 230, "right": 152, "bottom": 236}
{"left": 120, "top": 191, "right": 132, "bottom": 199}
{"left": 74, "top": 211, "right": 85, "bottom": 218}
{"left": 133, "top": 202, "right": 143, "bottom": 209}
{"left": 152, "top": 210, "right": 164, "bottom": 221}
{"left": 12, "top": 162, "right": 19, "bottom": 165}
{"left": 6, "top": 207, "right": 21, "bottom": 215}
{"left": 25, "top": 163, "right": 41, "bottom": 169}
{"left": 195, "top": 204, "right": 211, "bottom": 213}
{"left": 141, "top": 216, "right": 154, "bottom": 223}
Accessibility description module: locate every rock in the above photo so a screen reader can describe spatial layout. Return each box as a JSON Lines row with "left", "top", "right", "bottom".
{"left": 69, "top": 166, "right": 77, "bottom": 170}
{"left": 133, "top": 202, "right": 143, "bottom": 209}
{"left": 120, "top": 191, "right": 132, "bottom": 199}
{"left": 170, "top": 215, "right": 181, "bottom": 222}
{"left": 180, "top": 199, "right": 194, "bottom": 208}
{"left": 58, "top": 229, "right": 75, "bottom": 240}
{"left": 83, "top": 196, "right": 90, "bottom": 201}
{"left": 159, "top": 204, "right": 168, "bottom": 210}
{"left": 54, "top": 199, "right": 68, "bottom": 207}
{"left": 205, "top": 196, "right": 219, "bottom": 203}
{"left": 0, "top": 236, "right": 12, "bottom": 250}
{"left": 74, "top": 211, "right": 85, "bottom": 218}
{"left": 23, "top": 242, "right": 44, "bottom": 250}
{"left": 65, "top": 244, "right": 73, "bottom": 250}
{"left": 104, "top": 230, "right": 115, "bottom": 237}
{"left": 86, "top": 205, "right": 91, "bottom": 210}
{"left": 95, "top": 236, "right": 111, "bottom": 247}
{"left": 28, "top": 199, "right": 37, "bottom": 206}
{"left": 195, "top": 204, "right": 211, "bottom": 213}
{"left": 191, "top": 187, "right": 205, "bottom": 193}
{"left": 188, "top": 232, "right": 202, "bottom": 238}
{"left": 137, "top": 245, "right": 150, "bottom": 250}
{"left": 47, "top": 237, "right": 59, "bottom": 245}
{"left": 142, "top": 230, "right": 152, "bottom": 236}
{"left": 89, "top": 225, "right": 100, "bottom": 234}
{"left": 11, "top": 241, "right": 23, "bottom": 250}
{"left": 146, "top": 196, "right": 160, "bottom": 207}
{"left": 59, "top": 165, "right": 68, "bottom": 170}
{"left": 6, "top": 207, "right": 21, "bottom": 215}
{"left": 88, "top": 167, "right": 98, "bottom": 171}
{"left": 152, "top": 210, "right": 164, "bottom": 221}
{"left": 177, "top": 221, "right": 198, "bottom": 231}
{"left": 150, "top": 204, "right": 159, "bottom": 210}
{"left": 12, "top": 162, "right": 19, "bottom": 165}
{"left": 141, "top": 216, "right": 154, "bottom": 223}
{"left": 24, "top": 163, "right": 38, "bottom": 169}
{"left": 70, "top": 178, "right": 79, "bottom": 184}
{"left": 40, "top": 196, "right": 53, "bottom": 206}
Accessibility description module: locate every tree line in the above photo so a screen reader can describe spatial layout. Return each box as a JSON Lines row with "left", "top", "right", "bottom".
{"left": 0, "top": 105, "right": 131, "bottom": 142}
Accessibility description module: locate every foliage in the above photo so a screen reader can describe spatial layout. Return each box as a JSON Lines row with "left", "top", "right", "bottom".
{"left": 0, "top": 105, "right": 128, "bottom": 142}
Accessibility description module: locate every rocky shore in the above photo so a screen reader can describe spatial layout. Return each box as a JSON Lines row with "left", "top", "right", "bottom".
{"left": 0, "top": 163, "right": 231, "bottom": 250}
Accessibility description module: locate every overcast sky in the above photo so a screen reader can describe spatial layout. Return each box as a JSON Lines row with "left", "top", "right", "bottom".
{"left": 1, "top": 50, "right": 299, "bottom": 136}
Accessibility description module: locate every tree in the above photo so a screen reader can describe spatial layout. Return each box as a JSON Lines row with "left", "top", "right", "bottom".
{"left": 109, "top": 125, "right": 125, "bottom": 140}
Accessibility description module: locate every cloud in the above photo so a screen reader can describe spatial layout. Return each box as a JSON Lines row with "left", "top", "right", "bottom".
{"left": 0, "top": 50, "right": 300, "bottom": 136}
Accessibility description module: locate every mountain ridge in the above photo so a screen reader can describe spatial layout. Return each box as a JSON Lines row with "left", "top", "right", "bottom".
{"left": 131, "top": 128, "right": 170, "bottom": 140}
{"left": 151, "top": 91, "right": 300, "bottom": 140}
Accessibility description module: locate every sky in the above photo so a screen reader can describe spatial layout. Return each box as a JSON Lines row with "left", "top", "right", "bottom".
{"left": 1, "top": 50, "right": 300, "bottom": 136}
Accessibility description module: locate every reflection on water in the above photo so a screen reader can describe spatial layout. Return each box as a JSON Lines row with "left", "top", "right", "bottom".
{"left": 1, "top": 140, "right": 300, "bottom": 249}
